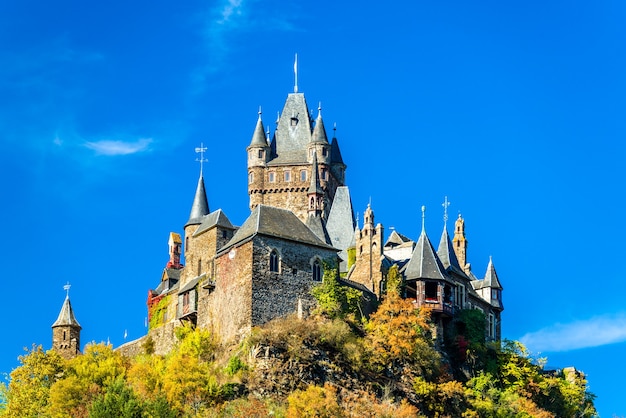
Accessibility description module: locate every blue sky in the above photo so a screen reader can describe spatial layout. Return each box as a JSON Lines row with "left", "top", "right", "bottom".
{"left": 1, "top": 0, "right": 625, "bottom": 415}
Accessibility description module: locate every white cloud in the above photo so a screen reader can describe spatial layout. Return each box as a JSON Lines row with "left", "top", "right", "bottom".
{"left": 520, "top": 313, "right": 626, "bottom": 353}
{"left": 84, "top": 138, "right": 153, "bottom": 156}
{"left": 217, "top": 0, "right": 244, "bottom": 25}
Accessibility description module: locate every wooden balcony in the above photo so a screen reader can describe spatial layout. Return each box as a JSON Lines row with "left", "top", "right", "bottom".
{"left": 413, "top": 299, "right": 455, "bottom": 317}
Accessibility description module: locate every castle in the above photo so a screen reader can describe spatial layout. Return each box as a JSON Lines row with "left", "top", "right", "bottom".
{"left": 53, "top": 80, "right": 504, "bottom": 358}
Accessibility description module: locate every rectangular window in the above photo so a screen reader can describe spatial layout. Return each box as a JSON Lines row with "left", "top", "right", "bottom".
{"left": 321, "top": 168, "right": 327, "bottom": 180}
{"left": 300, "top": 170, "right": 307, "bottom": 181}
{"left": 284, "top": 171, "right": 291, "bottom": 182}
{"left": 248, "top": 172, "right": 254, "bottom": 184}
{"left": 269, "top": 172, "right": 276, "bottom": 183}
{"left": 489, "top": 314, "right": 495, "bottom": 338}
{"left": 425, "top": 282, "right": 438, "bottom": 301}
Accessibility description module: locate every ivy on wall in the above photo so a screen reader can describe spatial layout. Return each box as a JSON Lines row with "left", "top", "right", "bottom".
{"left": 148, "top": 295, "right": 171, "bottom": 330}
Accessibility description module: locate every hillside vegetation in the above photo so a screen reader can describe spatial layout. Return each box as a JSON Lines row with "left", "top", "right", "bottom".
{"left": 0, "top": 268, "right": 596, "bottom": 417}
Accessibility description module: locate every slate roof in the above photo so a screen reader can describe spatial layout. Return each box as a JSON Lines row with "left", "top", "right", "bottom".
{"left": 437, "top": 227, "right": 464, "bottom": 275}
{"left": 218, "top": 205, "right": 336, "bottom": 255}
{"left": 403, "top": 230, "right": 450, "bottom": 282}
{"left": 326, "top": 186, "right": 356, "bottom": 251}
{"left": 193, "top": 209, "right": 235, "bottom": 237}
{"left": 330, "top": 137, "right": 344, "bottom": 165}
{"left": 52, "top": 296, "right": 81, "bottom": 329}
{"left": 305, "top": 214, "right": 331, "bottom": 244}
{"left": 273, "top": 93, "right": 313, "bottom": 157}
{"left": 179, "top": 275, "right": 202, "bottom": 294}
{"left": 311, "top": 112, "right": 329, "bottom": 144}
{"left": 185, "top": 175, "right": 210, "bottom": 227}
{"left": 308, "top": 151, "right": 324, "bottom": 195}
{"left": 248, "top": 114, "right": 268, "bottom": 148}
{"left": 385, "top": 230, "right": 413, "bottom": 248}
{"left": 473, "top": 258, "right": 503, "bottom": 290}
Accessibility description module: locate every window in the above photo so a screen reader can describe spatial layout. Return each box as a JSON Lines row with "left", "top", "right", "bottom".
{"left": 269, "top": 250, "right": 279, "bottom": 272}
{"left": 185, "top": 236, "right": 189, "bottom": 253}
{"left": 322, "top": 148, "right": 328, "bottom": 157}
{"left": 321, "top": 168, "right": 327, "bottom": 180}
{"left": 312, "top": 260, "right": 322, "bottom": 282}
{"left": 258, "top": 149, "right": 264, "bottom": 159}
{"left": 457, "top": 284, "right": 466, "bottom": 308}
{"left": 300, "top": 170, "right": 307, "bottom": 181}
{"left": 269, "top": 172, "right": 276, "bottom": 183}
{"left": 284, "top": 171, "right": 291, "bottom": 182}
{"left": 222, "top": 230, "right": 228, "bottom": 239}
{"left": 492, "top": 289, "right": 499, "bottom": 301}
{"left": 425, "top": 282, "right": 438, "bottom": 301}
{"left": 248, "top": 172, "right": 254, "bottom": 184}
{"left": 489, "top": 314, "right": 495, "bottom": 339}
{"left": 197, "top": 259, "right": 202, "bottom": 276}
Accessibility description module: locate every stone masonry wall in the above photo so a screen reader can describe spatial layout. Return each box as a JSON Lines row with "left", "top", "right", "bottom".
{"left": 250, "top": 236, "right": 337, "bottom": 326}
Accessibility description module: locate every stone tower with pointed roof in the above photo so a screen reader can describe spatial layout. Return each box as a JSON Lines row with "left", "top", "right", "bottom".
{"left": 52, "top": 293, "right": 81, "bottom": 359}
{"left": 247, "top": 95, "right": 346, "bottom": 223}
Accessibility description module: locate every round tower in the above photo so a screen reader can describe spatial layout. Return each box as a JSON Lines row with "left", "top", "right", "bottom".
{"left": 247, "top": 110, "right": 269, "bottom": 211}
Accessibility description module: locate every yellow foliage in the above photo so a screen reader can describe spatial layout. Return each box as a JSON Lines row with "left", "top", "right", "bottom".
{"left": 286, "top": 383, "right": 342, "bottom": 418}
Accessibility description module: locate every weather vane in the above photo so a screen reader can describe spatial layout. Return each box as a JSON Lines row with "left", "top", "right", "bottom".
{"left": 442, "top": 196, "right": 451, "bottom": 225}
{"left": 63, "top": 282, "right": 71, "bottom": 297}
{"left": 294, "top": 53, "right": 298, "bottom": 93}
{"left": 195, "top": 142, "right": 208, "bottom": 175}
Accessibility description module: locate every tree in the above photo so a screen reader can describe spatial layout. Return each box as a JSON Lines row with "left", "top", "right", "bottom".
{"left": 88, "top": 377, "right": 143, "bottom": 418}
{"left": 2, "top": 345, "right": 65, "bottom": 417}
{"left": 311, "top": 261, "right": 363, "bottom": 321}
{"left": 365, "top": 287, "right": 440, "bottom": 378}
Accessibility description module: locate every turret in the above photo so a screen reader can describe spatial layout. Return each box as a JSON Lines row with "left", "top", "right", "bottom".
{"left": 452, "top": 213, "right": 470, "bottom": 274}
{"left": 52, "top": 285, "right": 81, "bottom": 359}
{"left": 309, "top": 103, "right": 331, "bottom": 165}
{"left": 247, "top": 108, "right": 270, "bottom": 168}
{"left": 307, "top": 151, "right": 324, "bottom": 217}
{"left": 167, "top": 232, "right": 183, "bottom": 269}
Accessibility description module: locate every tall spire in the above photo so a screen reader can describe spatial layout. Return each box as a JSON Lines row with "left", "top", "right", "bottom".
{"left": 52, "top": 284, "right": 81, "bottom": 359}
{"left": 248, "top": 107, "right": 268, "bottom": 148}
{"left": 308, "top": 150, "right": 324, "bottom": 195}
{"left": 186, "top": 145, "right": 210, "bottom": 227}
{"left": 312, "top": 102, "right": 329, "bottom": 144}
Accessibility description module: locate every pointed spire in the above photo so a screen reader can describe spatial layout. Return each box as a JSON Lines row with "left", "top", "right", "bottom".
{"left": 52, "top": 291, "right": 81, "bottom": 329}
{"left": 437, "top": 225, "right": 462, "bottom": 270}
{"left": 308, "top": 150, "right": 324, "bottom": 195}
{"left": 311, "top": 103, "right": 328, "bottom": 144}
{"left": 186, "top": 175, "right": 210, "bottom": 227}
{"left": 248, "top": 107, "right": 268, "bottom": 148}
{"left": 484, "top": 256, "right": 503, "bottom": 289}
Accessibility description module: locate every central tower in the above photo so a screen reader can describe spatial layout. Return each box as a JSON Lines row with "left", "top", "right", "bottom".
{"left": 247, "top": 92, "right": 346, "bottom": 223}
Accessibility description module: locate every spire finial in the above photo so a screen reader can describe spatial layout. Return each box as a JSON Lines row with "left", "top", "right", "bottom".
{"left": 258, "top": 106, "right": 262, "bottom": 119}
{"left": 294, "top": 53, "right": 298, "bottom": 93}
{"left": 318, "top": 102, "right": 322, "bottom": 118}
{"left": 356, "top": 211, "right": 360, "bottom": 229}
{"left": 442, "top": 196, "right": 450, "bottom": 226}
{"left": 266, "top": 126, "right": 270, "bottom": 141}
{"left": 421, "top": 205, "right": 426, "bottom": 233}
{"left": 333, "top": 122, "right": 337, "bottom": 138}
{"left": 63, "top": 282, "right": 71, "bottom": 298}
{"left": 195, "top": 142, "right": 208, "bottom": 176}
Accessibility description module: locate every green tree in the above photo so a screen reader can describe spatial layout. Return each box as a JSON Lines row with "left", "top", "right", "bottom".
{"left": 3, "top": 345, "right": 65, "bottom": 418}
{"left": 88, "top": 377, "right": 143, "bottom": 418}
{"left": 311, "top": 261, "right": 363, "bottom": 320}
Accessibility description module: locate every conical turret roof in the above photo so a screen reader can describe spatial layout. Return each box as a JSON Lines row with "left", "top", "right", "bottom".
{"left": 185, "top": 175, "right": 210, "bottom": 227}
{"left": 437, "top": 227, "right": 461, "bottom": 270}
{"left": 483, "top": 257, "right": 503, "bottom": 289}
{"left": 404, "top": 229, "right": 449, "bottom": 281}
{"left": 52, "top": 295, "right": 81, "bottom": 329}
{"left": 311, "top": 109, "right": 328, "bottom": 144}
{"left": 248, "top": 113, "right": 268, "bottom": 148}
{"left": 308, "top": 151, "right": 324, "bottom": 195}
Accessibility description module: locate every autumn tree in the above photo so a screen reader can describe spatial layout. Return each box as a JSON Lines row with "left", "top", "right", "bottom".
{"left": 2, "top": 345, "right": 65, "bottom": 417}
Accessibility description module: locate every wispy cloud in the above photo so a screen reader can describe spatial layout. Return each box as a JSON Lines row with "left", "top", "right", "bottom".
{"left": 84, "top": 138, "right": 153, "bottom": 156}
{"left": 520, "top": 313, "right": 626, "bottom": 353}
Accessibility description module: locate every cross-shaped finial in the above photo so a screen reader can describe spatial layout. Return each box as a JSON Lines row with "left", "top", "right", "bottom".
{"left": 63, "top": 282, "right": 71, "bottom": 297}
{"left": 195, "top": 142, "right": 208, "bottom": 176}
{"left": 442, "top": 196, "right": 451, "bottom": 225}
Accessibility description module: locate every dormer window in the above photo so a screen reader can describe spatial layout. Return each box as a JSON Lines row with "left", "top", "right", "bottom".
{"left": 291, "top": 116, "right": 298, "bottom": 126}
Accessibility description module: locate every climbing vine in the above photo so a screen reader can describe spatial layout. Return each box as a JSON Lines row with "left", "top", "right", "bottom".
{"left": 148, "top": 295, "right": 170, "bottom": 330}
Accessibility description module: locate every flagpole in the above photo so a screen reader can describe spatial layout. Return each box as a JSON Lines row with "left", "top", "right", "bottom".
{"left": 294, "top": 53, "right": 298, "bottom": 93}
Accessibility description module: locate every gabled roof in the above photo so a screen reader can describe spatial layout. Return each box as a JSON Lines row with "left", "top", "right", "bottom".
{"left": 385, "top": 230, "right": 413, "bottom": 248}
{"left": 326, "top": 186, "right": 356, "bottom": 252}
{"left": 305, "top": 213, "right": 331, "bottom": 244}
{"left": 218, "top": 205, "right": 336, "bottom": 255}
{"left": 193, "top": 209, "right": 235, "bottom": 237}
{"left": 248, "top": 113, "right": 268, "bottom": 148}
{"left": 185, "top": 175, "right": 210, "bottom": 227}
{"left": 52, "top": 296, "right": 81, "bottom": 329}
{"left": 403, "top": 230, "right": 449, "bottom": 282}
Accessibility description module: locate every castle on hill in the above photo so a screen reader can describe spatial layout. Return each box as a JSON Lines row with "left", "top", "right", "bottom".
{"left": 52, "top": 79, "right": 504, "bottom": 358}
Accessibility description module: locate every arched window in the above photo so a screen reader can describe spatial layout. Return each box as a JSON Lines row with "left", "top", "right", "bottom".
{"left": 312, "top": 259, "right": 322, "bottom": 282}
{"left": 270, "top": 250, "right": 279, "bottom": 273}
{"left": 248, "top": 172, "right": 254, "bottom": 184}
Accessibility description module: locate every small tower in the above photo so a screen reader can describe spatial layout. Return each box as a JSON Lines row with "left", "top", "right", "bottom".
{"left": 52, "top": 284, "right": 81, "bottom": 359}
{"left": 184, "top": 145, "right": 211, "bottom": 265}
{"left": 350, "top": 204, "right": 385, "bottom": 296}
{"left": 452, "top": 213, "right": 470, "bottom": 274}
{"left": 307, "top": 150, "right": 324, "bottom": 217}
{"left": 167, "top": 232, "right": 183, "bottom": 269}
